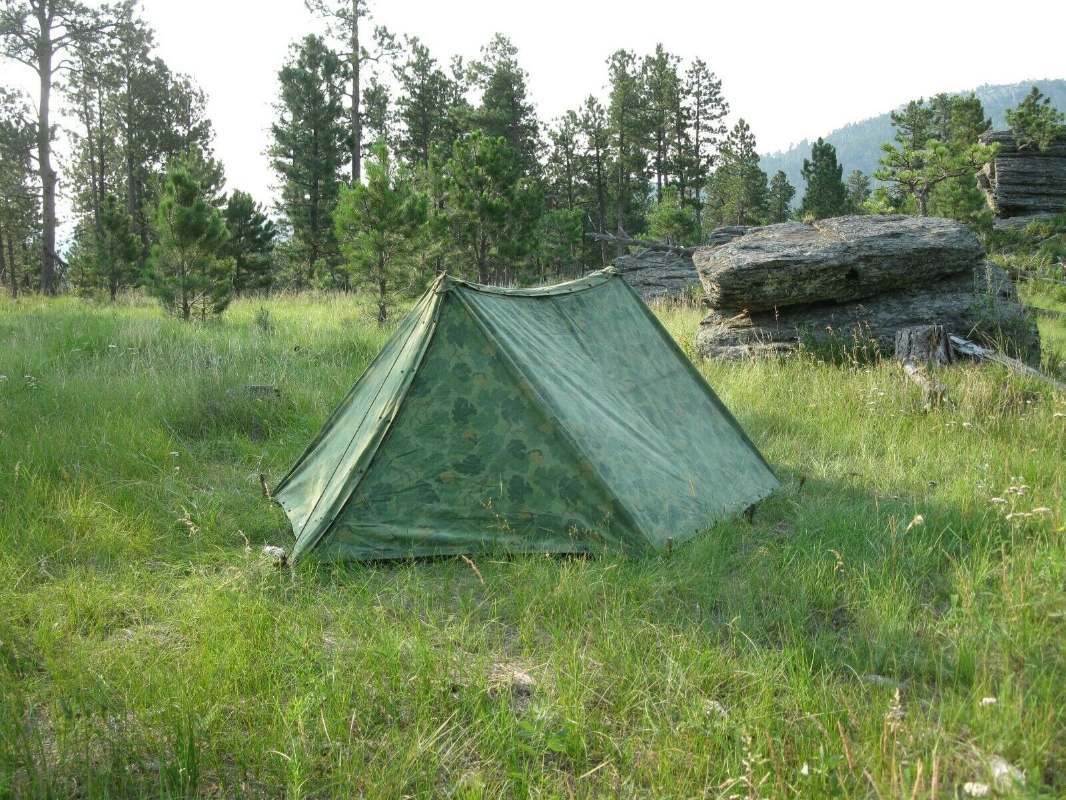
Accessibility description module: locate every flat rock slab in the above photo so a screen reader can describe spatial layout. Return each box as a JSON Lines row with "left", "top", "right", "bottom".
{"left": 696, "top": 263, "right": 1040, "bottom": 364}
{"left": 693, "top": 215, "right": 985, "bottom": 312}
{"left": 615, "top": 249, "right": 699, "bottom": 300}
{"left": 979, "top": 130, "right": 1066, "bottom": 218}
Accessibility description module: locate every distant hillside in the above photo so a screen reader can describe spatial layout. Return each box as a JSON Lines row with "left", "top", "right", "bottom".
{"left": 760, "top": 79, "right": 1066, "bottom": 201}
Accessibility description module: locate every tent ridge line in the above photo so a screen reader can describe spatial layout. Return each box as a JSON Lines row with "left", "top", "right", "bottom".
{"left": 451, "top": 288, "right": 650, "bottom": 551}
{"left": 291, "top": 289, "right": 448, "bottom": 561}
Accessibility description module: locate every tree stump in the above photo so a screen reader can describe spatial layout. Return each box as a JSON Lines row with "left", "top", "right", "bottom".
{"left": 894, "top": 325, "right": 951, "bottom": 408}
{"left": 894, "top": 325, "right": 953, "bottom": 366}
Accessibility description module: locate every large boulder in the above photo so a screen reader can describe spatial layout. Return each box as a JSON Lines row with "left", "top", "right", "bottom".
{"left": 693, "top": 215, "right": 985, "bottom": 312}
{"left": 694, "top": 214, "right": 1040, "bottom": 363}
{"left": 696, "top": 263, "right": 1039, "bottom": 362}
{"left": 978, "top": 130, "right": 1066, "bottom": 219}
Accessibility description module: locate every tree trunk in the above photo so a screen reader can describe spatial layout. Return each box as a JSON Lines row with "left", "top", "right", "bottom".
{"left": 36, "top": 15, "right": 58, "bottom": 295}
{"left": 894, "top": 325, "right": 953, "bottom": 366}
{"left": 350, "top": 0, "right": 361, "bottom": 184}
{"left": 6, "top": 234, "right": 17, "bottom": 298}
{"left": 377, "top": 264, "right": 387, "bottom": 326}
{"left": 915, "top": 191, "right": 928, "bottom": 216}
{"left": 0, "top": 225, "right": 7, "bottom": 296}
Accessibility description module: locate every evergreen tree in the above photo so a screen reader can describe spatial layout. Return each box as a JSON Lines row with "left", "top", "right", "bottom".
{"left": 146, "top": 163, "right": 231, "bottom": 321}
{"left": 469, "top": 34, "right": 540, "bottom": 176}
{"left": 641, "top": 44, "right": 682, "bottom": 202}
{"left": 799, "top": 138, "right": 848, "bottom": 219}
{"left": 392, "top": 36, "right": 467, "bottom": 169}
{"left": 437, "top": 130, "right": 541, "bottom": 284}
{"left": 304, "top": 0, "right": 398, "bottom": 183}
{"left": 683, "top": 58, "right": 728, "bottom": 233}
{"left": 707, "top": 119, "right": 767, "bottom": 226}
{"left": 545, "top": 110, "right": 581, "bottom": 211}
{"left": 766, "top": 170, "right": 795, "bottom": 223}
{"left": 606, "top": 49, "right": 648, "bottom": 239}
{"left": 535, "top": 207, "right": 583, "bottom": 280}
{"left": 0, "top": 86, "right": 37, "bottom": 297}
{"left": 334, "top": 141, "right": 427, "bottom": 325}
{"left": 876, "top": 95, "right": 996, "bottom": 216}
{"left": 93, "top": 193, "right": 139, "bottom": 300}
{"left": 223, "top": 190, "right": 277, "bottom": 295}
{"left": 1006, "top": 86, "right": 1065, "bottom": 152}
{"left": 579, "top": 95, "right": 611, "bottom": 266}
{"left": 270, "top": 34, "right": 347, "bottom": 288}
{"left": 646, "top": 186, "right": 696, "bottom": 244}
{"left": 846, "top": 169, "right": 871, "bottom": 212}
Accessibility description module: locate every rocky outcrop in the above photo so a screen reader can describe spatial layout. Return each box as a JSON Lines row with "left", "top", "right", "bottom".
{"left": 613, "top": 226, "right": 752, "bottom": 300}
{"left": 694, "top": 216, "right": 985, "bottom": 312}
{"left": 694, "top": 215, "right": 1039, "bottom": 362}
{"left": 978, "top": 130, "right": 1066, "bottom": 218}
{"left": 614, "top": 249, "right": 698, "bottom": 300}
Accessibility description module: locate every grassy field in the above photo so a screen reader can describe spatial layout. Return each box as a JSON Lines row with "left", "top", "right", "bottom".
{"left": 0, "top": 288, "right": 1063, "bottom": 799}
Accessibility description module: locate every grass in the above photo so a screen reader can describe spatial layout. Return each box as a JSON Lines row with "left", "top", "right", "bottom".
{"left": 0, "top": 288, "right": 1063, "bottom": 798}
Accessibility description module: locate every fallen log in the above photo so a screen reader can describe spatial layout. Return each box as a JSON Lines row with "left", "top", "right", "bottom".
{"left": 586, "top": 231, "right": 696, "bottom": 255}
{"left": 950, "top": 335, "right": 1066, "bottom": 391}
{"left": 900, "top": 359, "right": 948, "bottom": 408}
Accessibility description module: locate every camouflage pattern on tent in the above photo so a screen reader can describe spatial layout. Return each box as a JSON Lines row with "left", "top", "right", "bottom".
{"left": 273, "top": 268, "right": 777, "bottom": 561}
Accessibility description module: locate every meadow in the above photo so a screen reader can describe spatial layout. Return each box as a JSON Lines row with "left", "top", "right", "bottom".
{"left": 0, "top": 284, "right": 1063, "bottom": 798}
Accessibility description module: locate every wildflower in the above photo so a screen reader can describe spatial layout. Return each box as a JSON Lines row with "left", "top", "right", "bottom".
{"left": 904, "top": 514, "right": 924, "bottom": 532}
{"left": 990, "top": 497, "right": 1007, "bottom": 505}
{"left": 800, "top": 763, "right": 810, "bottom": 776}
{"left": 963, "top": 782, "right": 990, "bottom": 797}
{"left": 979, "top": 697, "right": 997, "bottom": 706}
{"left": 1032, "top": 507, "right": 1052, "bottom": 515}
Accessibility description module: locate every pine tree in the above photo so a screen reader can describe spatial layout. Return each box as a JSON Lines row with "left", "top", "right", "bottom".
{"left": 270, "top": 34, "right": 347, "bottom": 288}
{"left": 334, "top": 141, "right": 427, "bottom": 325}
{"left": 93, "top": 193, "right": 139, "bottom": 300}
{"left": 683, "top": 59, "right": 728, "bottom": 234}
{"left": 146, "top": 163, "right": 231, "bottom": 321}
{"left": 0, "top": 86, "right": 37, "bottom": 297}
{"left": 846, "top": 170, "right": 870, "bottom": 212}
{"left": 579, "top": 95, "right": 610, "bottom": 266}
{"left": 766, "top": 170, "right": 795, "bottom": 223}
{"left": 469, "top": 34, "right": 540, "bottom": 176}
{"left": 647, "top": 186, "right": 696, "bottom": 245}
{"left": 876, "top": 95, "right": 996, "bottom": 216}
{"left": 1006, "top": 86, "right": 1065, "bottom": 152}
{"left": 641, "top": 44, "right": 682, "bottom": 202}
{"left": 607, "top": 49, "right": 648, "bottom": 239}
{"left": 392, "top": 36, "right": 468, "bottom": 170}
{"left": 799, "top": 138, "right": 848, "bottom": 219}
{"left": 707, "top": 119, "right": 767, "bottom": 226}
{"left": 437, "top": 130, "right": 541, "bottom": 284}
{"left": 223, "top": 191, "right": 277, "bottom": 295}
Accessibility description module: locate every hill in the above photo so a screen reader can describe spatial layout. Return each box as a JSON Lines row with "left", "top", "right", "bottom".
{"left": 760, "top": 79, "right": 1066, "bottom": 199}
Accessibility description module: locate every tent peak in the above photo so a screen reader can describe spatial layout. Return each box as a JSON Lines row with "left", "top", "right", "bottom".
{"left": 436, "top": 267, "right": 621, "bottom": 298}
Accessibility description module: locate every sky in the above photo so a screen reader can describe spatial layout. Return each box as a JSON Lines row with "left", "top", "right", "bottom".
{"left": 2, "top": 0, "right": 1065, "bottom": 208}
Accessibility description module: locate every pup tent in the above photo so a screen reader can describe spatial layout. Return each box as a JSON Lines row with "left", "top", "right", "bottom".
{"left": 273, "top": 268, "right": 777, "bottom": 561}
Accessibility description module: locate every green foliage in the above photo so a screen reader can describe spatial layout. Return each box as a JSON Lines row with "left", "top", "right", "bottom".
{"left": 392, "top": 36, "right": 469, "bottom": 169}
{"left": 222, "top": 191, "right": 277, "bottom": 296}
{"left": 647, "top": 186, "right": 698, "bottom": 244}
{"left": 89, "top": 194, "right": 141, "bottom": 300}
{"left": 146, "top": 164, "right": 232, "bottom": 321}
{"left": 436, "top": 131, "right": 542, "bottom": 284}
{"left": 845, "top": 169, "right": 870, "bottom": 213}
{"left": 707, "top": 119, "right": 767, "bottom": 226}
{"left": 1006, "top": 86, "right": 1066, "bottom": 152}
{"left": 535, "top": 207, "right": 583, "bottom": 278}
{"left": 468, "top": 34, "right": 540, "bottom": 176}
{"left": 876, "top": 94, "right": 996, "bottom": 217}
{"left": 270, "top": 34, "right": 347, "bottom": 289}
{"left": 799, "top": 138, "right": 848, "bottom": 219}
{"left": 0, "top": 86, "right": 37, "bottom": 296}
{"left": 765, "top": 170, "right": 795, "bottom": 223}
{"left": 334, "top": 142, "right": 428, "bottom": 325}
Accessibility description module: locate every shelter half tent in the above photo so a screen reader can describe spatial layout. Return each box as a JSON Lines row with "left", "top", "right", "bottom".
{"left": 272, "top": 268, "right": 777, "bottom": 561}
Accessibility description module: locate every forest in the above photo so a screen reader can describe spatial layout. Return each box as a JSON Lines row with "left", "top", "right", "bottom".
{"left": 5, "top": 0, "right": 1061, "bottom": 324}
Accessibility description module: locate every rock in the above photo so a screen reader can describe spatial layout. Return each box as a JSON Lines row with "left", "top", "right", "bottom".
{"left": 693, "top": 215, "right": 986, "bottom": 313}
{"left": 614, "top": 249, "right": 699, "bottom": 300}
{"left": 992, "top": 212, "right": 1061, "bottom": 232}
{"left": 696, "top": 263, "right": 1039, "bottom": 362}
{"left": 978, "top": 130, "right": 1066, "bottom": 218}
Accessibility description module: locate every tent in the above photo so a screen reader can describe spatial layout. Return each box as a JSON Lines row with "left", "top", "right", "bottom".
{"left": 273, "top": 268, "right": 777, "bottom": 561}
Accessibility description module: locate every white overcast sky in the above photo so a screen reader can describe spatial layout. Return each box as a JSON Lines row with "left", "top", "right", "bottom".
{"left": 2, "top": 0, "right": 1065, "bottom": 207}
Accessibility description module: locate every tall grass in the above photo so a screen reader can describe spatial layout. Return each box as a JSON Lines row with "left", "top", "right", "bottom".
{"left": 0, "top": 290, "right": 1063, "bottom": 798}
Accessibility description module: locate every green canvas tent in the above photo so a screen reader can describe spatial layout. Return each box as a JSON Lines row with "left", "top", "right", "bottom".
{"left": 273, "top": 268, "right": 777, "bottom": 561}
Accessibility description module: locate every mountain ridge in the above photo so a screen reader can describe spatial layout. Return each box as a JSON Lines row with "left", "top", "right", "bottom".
{"left": 759, "top": 79, "right": 1066, "bottom": 200}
